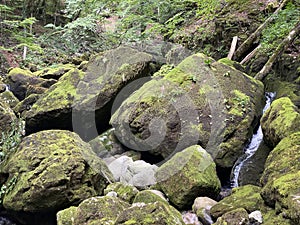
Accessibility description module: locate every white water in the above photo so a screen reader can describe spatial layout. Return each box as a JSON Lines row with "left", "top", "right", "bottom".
{"left": 4, "top": 84, "right": 10, "bottom": 91}
{"left": 231, "top": 92, "right": 276, "bottom": 188}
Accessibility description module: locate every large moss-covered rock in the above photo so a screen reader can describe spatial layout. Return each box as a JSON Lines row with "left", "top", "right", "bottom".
{"left": 7, "top": 68, "right": 56, "bottom": 100}
{"left": 0, "top": 130, "right": 113, "bottom": 212}
{"left": 25, "top": 47, "right": 158, "bottom": 140}
{"left": 115, "top": 201, "right": 185, "bottom": 225}
{"left": 111, "top": 53, "right": 264, "bottom": 168}
{"left": 155, "top": 145, "right": 221, "bottom": 209}
{"left": 261, "top": 97, "right": 300, "bottom": 147}
{"left": 260, "top": 132, "right": 300, "bottom": 224}
{"left": 210, "top": 185, "right": 265, "bottom": 219}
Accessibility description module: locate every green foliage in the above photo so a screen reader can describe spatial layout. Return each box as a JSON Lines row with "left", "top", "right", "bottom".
{"left": 0, "top": 118, "right": 24, "bottom": 163}
{"left": 261, "top": 2, "right": 300, "bottom": 54}
{"left": 0, "top": 174, "right": 18, "bottom": 204}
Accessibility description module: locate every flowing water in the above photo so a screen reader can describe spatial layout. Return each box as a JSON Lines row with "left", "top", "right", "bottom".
{"left": 231, "top": 92, "right": 276, "bottom": 188}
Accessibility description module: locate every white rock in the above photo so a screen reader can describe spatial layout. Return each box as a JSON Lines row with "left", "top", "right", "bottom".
{"left": 249, "top": 210, "right": 263, "bottom": 224}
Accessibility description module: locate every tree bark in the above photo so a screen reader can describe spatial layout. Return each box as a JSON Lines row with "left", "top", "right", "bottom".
{"left": 227, "top": 36, "right": 238, "bottom": 60}
{"left": 240, "top": 44, "right": 261, "bottom": 65}
{"left": 255, "top": 21, "right": 300, "bottom": 81}
{"left": 234, "top": 0, "right": 289, "bottom": 60}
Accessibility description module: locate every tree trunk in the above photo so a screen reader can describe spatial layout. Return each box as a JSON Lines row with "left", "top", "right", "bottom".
{"left": 234, "top": 0, "right": 289, "bottom": 60}
{"left": 255, "top": 21, "right": 300, "bottom": 81}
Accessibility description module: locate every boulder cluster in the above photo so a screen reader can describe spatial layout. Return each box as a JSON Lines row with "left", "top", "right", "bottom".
{"left": 0, "top": 45, "right": 299, "bottom": 225}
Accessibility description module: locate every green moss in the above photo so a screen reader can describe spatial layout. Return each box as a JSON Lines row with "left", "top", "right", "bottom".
{"left": 263, "top": 210, "right": 292, "bottom": 225}
{"left": 73, "top": 196, "right": 129, "bottom": 225}
{"left": 261, "top": 97, "right": 300, "bottom": 146}
{"left": 111, "top": 52, "right": 264, "bottom": 169}
{"left": 2, "top": 130, "right": 113, "bottom": 212}
{"left": 8, "top": 68, "right": 34, "bottom": 78}
{"left": 57, "top": 206, "right": 77, "bottom": 225}
{"left": 33, "top": 64, "right": 75, "bottom": 78}
{"left": 104, "top": 182, "right": 139, "bottom": 204}
{"left": 30, "top": 68, "right": 84, "bottom": 112}
{"left": 0, "top": 91, "right": 19, "bottom": 109}
{"left": 156, "top": 145, "right": 221, "bottom": 209}
{"left": 133, "top": 190, "right": 167, "bottom": 204}
{"left": 266, "top": 80, "right": 300, "bottom": 107}
{"left": 124, "top": 219, "right": 136, "bottom": 225}
{"left": 218, "top": 58, "right": 235, "bottom": 67}
{"left": 210, "top": 185, "right": 265, "bottom": 219}
{"left": 115, "top": 201, "right": 184, "bottom": 224}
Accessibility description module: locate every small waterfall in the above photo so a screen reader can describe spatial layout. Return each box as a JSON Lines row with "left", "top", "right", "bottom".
{"left": 5, "top": 84, "right": 10, "bottom": 91}
{"left": 230, "top": 92, "right": 276, "bottom": 188}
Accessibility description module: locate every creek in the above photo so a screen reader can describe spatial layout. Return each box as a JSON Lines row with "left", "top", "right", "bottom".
{"left": 230, "top": 92, "right": 276, "bottom": 188}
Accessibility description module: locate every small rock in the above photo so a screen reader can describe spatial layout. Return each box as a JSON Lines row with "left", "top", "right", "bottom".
{"left": 249, "top": 210, "right": 263, "bottom": 224}
{"left": 192, "top": 197, "right": 217, "bottom": 225}
{"left": 107, "top": 156, "right": 158, "bottom": 189}
{"left": 106, "top": 191, "right": 118, "bottom": 197}
{"left": 182, "top": 211, "right": 202, "bottom": 225}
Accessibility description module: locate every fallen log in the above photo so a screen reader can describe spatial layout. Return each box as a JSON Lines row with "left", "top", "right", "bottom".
{"left": 240, "top": 44, "right": 261, "bottom": 65}
{"left": 234, "top": 0, "right": 289, "bottom": 60}
{"left": 255, "top": 21, "right": 300, "bottom": 81}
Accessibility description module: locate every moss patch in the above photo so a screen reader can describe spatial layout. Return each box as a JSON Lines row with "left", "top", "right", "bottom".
{"left": 210, "top": 185, "right": 265, "bottom": 219}
{"left": 261, "top": 97, "right": 300, "bottom": 147}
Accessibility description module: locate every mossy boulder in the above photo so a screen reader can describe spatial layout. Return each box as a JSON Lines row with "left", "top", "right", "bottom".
{"left": 0, "top": 100, "right": 17, "bottom": 139}
{"left": 24, "top": 68, "right": 84, "bottom": 135}
{"left": 210, "top": 185, "right": 265, "bottom": 219}
{"left": 155, "top": 145, "right": 221, "bottom": 209}
{"left": 115, "top": 201, "right": 185, "bottom": 225}
{"left": 0, "top": 91, "right": 19, "bottom": 109}
{"left": 213, "top": 208, "right": 249, "bottom": 225}
{"left": 25, "top": 47, "right": 158, "bottom": 140}
{"left": 260, "top": 132, "right": 300, "bottom": 224}
{"left": 13, "top": 93, "right": 40, "bottom": 116}
{"left": 7, "top": 68, "right": 56, "bottom": 100}
{"left": 0, "top": 130, "right": 113, "bottom": 212}
{"left": 262, "top": 209, "right": 292, "bottom": 225}
{"left": 104, "top": 182, "right": 139, "bottom": 203}
{"left": 57, "top": 196, "right": 130, "bottom": 225}
{"left": 34, "top": 64, "right": 76, "bottom": 80}
{"left": 261, "top": 97, "right": 300, "bottom": 147}
{"left": 133, "top": 190, "right": 168, "bottom": 204}
{"left": 57, "top": 206, "right": 77, "bottom": 225}
{"left": 111, "top": 53, "right": 264, "bottom": 168}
